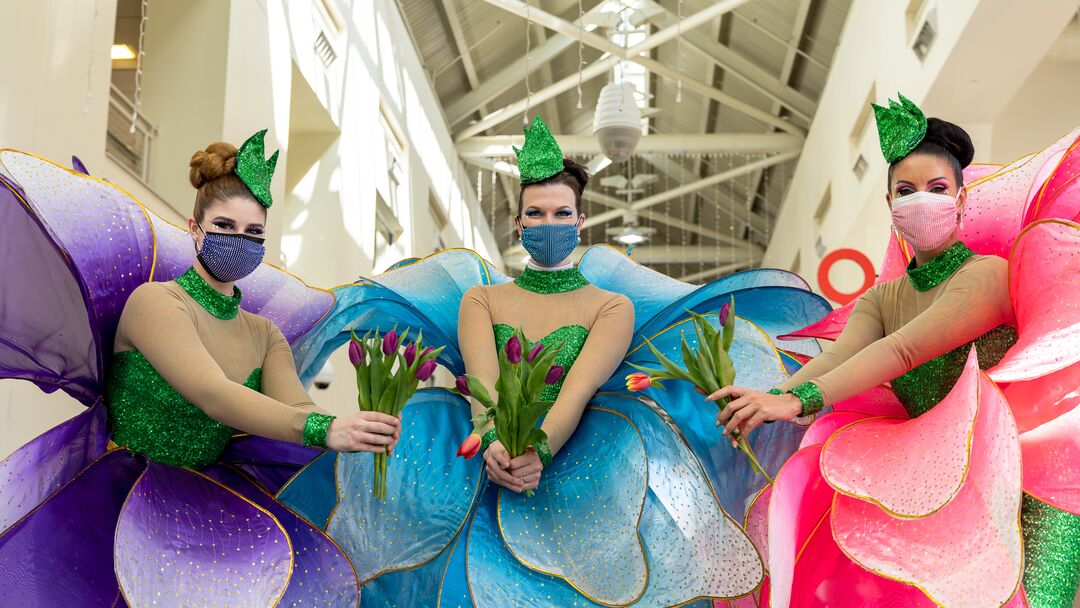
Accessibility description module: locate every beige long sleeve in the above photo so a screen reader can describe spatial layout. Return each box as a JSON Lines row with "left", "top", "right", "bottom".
{"left": 115, "top": 282, "right": 326, "bottom": 444}
{"left": 797, "top": 255, "right": 1013, "bottom": 407}
{"left": 779, "top": 293, "right": 885, "bottom": 391}
{"left": 458, "top": 282, "right": 634, "bottom": 456}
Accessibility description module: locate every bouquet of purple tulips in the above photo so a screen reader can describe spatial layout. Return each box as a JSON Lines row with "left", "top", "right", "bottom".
{"left": 454, "top": 328, "right": 565, "bottom": 497}
{"left": 348, "top": 327, "right": 444, "bottom": 499}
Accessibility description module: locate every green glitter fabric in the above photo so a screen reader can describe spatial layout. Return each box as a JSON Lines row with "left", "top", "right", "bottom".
{"left": 513, "top": 116, "right": 564, "bottom": 184}
{"left": 906, "top": 242, "right": 975, "bottom": 292}
{"left": 514, "top": 266, "right": 589, "bottom": 294}
{"left": 494, "top": 323, "right": 589, "bottom": 402}
{"left": 767, "top": 388, "right": 785, "bottom": 396}
{"left": 1021, "top": 494, "right": 1080, "bottom": 607}
{"left": 481, "top": 427, "right": 499, "bottom": 453}
{"left": 235, "top": 129, "right": 279, "bottom": 208}
{"left": 302, "top": 412, "right": 336, "bottom": 448}
{"left": 892, "top": 325, "right": 1017, "bottom": 417}
{"left": 175, "top": 267, "right": 242, "bottom": 320}
{"left": 535, "top": 438, "right": 553, "bottom": 468}
{"left": 105, "top": 350, "right": 260, "bottom": 469}
{"left": 872, "top": 93, "right": 928, "bottom": 164}
{"left": 789, "top": 382, "right": 825, "bottom": 416}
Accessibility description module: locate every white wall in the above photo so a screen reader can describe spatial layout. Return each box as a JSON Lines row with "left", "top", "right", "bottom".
{"left": 764, "top": 0, "right": 1078, "bottom": 299}
{"left": 0, "top": 0, "right": 502, "bottom": 456}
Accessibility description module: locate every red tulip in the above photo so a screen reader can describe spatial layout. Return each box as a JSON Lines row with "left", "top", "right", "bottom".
{"left": 457, "top": 433, "right": 482, "bottom": 459}
{"left": 403, "top": 343, "right": 417, "bottom": 366}
{"left": 545, "top": 365, "right": 564, "bottom": 385}
{"left": 415, "top": 360, "right": 437, "bottom": 381}
{"left": 455, "top": 375, "right": 471, "bottom": 395}
{"left": 382, "top": 329, "right": 399, "bottom": 356}
{"left": 527, "top": 343, "right": 545, "bottom": 362}
{"left": 505, "top": 335, "right": 523, "bottom": 364}
{"left": 348, "top": 340, "right": 364, "bottom": 366}
{"left": 625, "top": 372, "right": 652, "bottom": 392}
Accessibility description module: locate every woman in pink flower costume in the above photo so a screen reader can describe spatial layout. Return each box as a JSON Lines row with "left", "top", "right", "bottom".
{"left": 711, "top": 94, "right": 1080, "bottom": 607}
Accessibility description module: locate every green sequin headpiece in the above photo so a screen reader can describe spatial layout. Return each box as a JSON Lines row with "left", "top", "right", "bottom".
{"left": 513, "top": 116, "right": 564, "bottom": 184}
{"left": 235, "top": 129, "right": 279, "bottom": 208}
{"left": 872, "top": 93, "right": 928, "bottom": 164}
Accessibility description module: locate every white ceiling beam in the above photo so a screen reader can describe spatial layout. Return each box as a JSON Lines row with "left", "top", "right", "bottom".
{"left": 458, "top": 133, "right": 803, "bottom": 157}
{"left": 582, "top": 151, "right": 800, "bottom": 229}
{"left": 530, "top": 25, "right": 563, "bottom": 135}
{"left": 445, "top": 2, "right": 614, "bottom": 126}
{"left": 678, "top": 260, "right": 756, "bottom": 283}
{"left": 639, "top": 0, "right": 816, "bottom": 122}
{"left": 461, "top": 0, "right": 772, "bottom": 140}
{"left": 645, "top": 155, "right": 770, "bottom": 236}
{"left": 464, "top": 157, "right": 748, "bottom": 248}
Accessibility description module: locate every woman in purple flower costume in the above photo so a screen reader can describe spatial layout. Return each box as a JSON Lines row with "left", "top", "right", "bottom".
{"left": 0, "top": 131, "right": 398, "bottom": 606}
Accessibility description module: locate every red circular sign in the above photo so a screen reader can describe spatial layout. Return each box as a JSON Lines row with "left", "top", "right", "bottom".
{"left": 817, "top": 248, "right": 876, "bottom": 305}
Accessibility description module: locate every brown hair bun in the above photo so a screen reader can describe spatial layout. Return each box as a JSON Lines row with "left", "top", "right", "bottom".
{"left": 188, "top": 142, "right": 239, "bottom": 189}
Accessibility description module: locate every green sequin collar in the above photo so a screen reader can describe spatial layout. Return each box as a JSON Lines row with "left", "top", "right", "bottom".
{"left": 514, "top": 267, "right": 589, "bottom": 294}
{"left": 906, "top": 242, "right": 974, "bottom": 292}
{"left": 175, "top": 267, "right": 242, "bottom": 320}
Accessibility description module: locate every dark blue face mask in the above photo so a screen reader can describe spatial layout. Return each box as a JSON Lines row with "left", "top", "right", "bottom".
{"left": 195, "top": 225, "right": 265, "bottom": 283}
{"left": 520, "top": 222, "right": 580, "bottom": 267}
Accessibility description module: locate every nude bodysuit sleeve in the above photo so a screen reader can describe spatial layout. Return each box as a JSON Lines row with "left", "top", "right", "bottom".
{"left": 116, "top": 285, "right": 315, "bottom": 443}
{"left": 260, "top": 324, "right": 327, "bottom": 414}
{"left": 458, "top": 286, "right": 500, "bottom": 431}
{"left": 541, "top": 294, "right": 634, "bottom": 455}
{"left": 804, "top": 257, "right": 1013, "bottom": 407}
{"left": 779, "top": 290, "right": 885, "bottom": 391}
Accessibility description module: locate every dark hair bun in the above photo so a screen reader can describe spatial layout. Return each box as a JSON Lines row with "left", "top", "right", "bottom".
{"left": 189, "top": 141, "right": 239, "bottom": 189}
{"left": 923, "top": 118, "right": 974, "bottom": 168}
{"left": 561, "top": 158, "right": 590, "bottom": 191}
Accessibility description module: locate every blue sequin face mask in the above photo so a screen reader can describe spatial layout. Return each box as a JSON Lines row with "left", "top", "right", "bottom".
{"left": 195, "top": 225, "right": 266, "bottom": 283}
{"left": 520, "top": 222, "right": 580, "bottom": 267}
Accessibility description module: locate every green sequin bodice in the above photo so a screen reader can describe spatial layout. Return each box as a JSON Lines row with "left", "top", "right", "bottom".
{"left": 891, "top": 325, "right": 1017, "bottom": 418}
{"left": 493, "top": 324, "right": 589, "bottom": 401}
{"left": 106, "top": 350, "right": 261, "bottom": 469}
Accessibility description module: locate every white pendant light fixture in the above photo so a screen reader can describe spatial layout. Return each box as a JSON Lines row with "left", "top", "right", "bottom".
{"left": 593, "top": 81, "right": 642, "bottom": 163}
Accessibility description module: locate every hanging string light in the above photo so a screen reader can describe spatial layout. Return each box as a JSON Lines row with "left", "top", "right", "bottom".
{"left": 523, "top": 0, "right": 533, "bottom": 125}
{"left": 576, "top": 0, "right": 585, "bottom": 110}
{"left": 728, "top": 155, "right": 736, "bottom": 269}
{"left": 82, "top": 0, "right": 100, "bottom": 113}
{"left": 130, "top": 0, "right": 148, "bottom": 134}
{"left": 676, "top": 0, "right": 684, "bottom": 103}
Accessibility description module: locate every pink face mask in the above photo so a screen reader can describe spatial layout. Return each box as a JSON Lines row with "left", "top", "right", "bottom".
{"left": 890, "top": 189, "right": 963, "bottom": 250}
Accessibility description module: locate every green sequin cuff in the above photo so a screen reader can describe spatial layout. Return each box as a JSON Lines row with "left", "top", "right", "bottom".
{"left": 480, "top": 428, "right": 499, "bottom": 453}
{"left": 514, "top": 267, "right": 589, "bottom": 294}
{"left": 303, "top": 413, "right": 335, "bottom": 448}
{"left": 534, "top": 438, "right": 553, "bottom": 469}
{"left": 789, "top": 382, "right": 825, "bottom": 416}
{"left": 767, "top": 389, "right": 785, "bottom": 396}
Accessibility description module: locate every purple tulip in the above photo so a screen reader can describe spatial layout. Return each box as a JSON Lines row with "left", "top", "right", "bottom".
{"left": 403, "top": 343, "right": 417, "bottom": 366}
{"left": 382, "top": 329, "right": 399, "bottom": 356}
{"left": 544, "top": 365, "right": 565, "bottom": 385}
{"left": 415, "top": 360, "right": 438, "bottom": 381}
{"left": 718, "top": 301, "right": 731, "bottom": 327}
{"left": 505, "top": 335, "right": 523, "bottom": 364}
{"left": 421, "top": 346, "right": 435, "bottom": 359}
{"left": 348, "top": 340, "right": 365, "bottom": 366}
{"left": 455, "top": 375, "right": 471, "bottom": 396}
{"left": 527, "top": 343, "right": 545, "bottom": 363}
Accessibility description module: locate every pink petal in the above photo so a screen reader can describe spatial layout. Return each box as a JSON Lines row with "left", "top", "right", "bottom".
{"left": 798, "top": 412, "right": 872, "bottom": 450}
{"left": 831, "top": 354, "right": 1023, "bottom": 608}
{"left": 831, "top": 385, "right": 909, "bottom": 419}
{"left": 989, "top": 219, "right": 1080, "bottom": 382}
{"left": 822, "top": 348, "right": 981, "bottom": 518}
{"left": 1020, "top": 403, "right": 1080, "bottom": 515}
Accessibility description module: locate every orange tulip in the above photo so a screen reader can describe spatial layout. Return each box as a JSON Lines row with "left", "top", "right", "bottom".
{"left": 456, "top": 433, "right": 482, "bottom": 459}
{"left": 625, "top": 372, "right": 652, "bottom": 392}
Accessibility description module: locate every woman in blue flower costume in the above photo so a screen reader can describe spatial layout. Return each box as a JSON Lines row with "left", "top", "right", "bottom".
{"left": 279, "top": 117, "right": 833, "bottom": 606}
